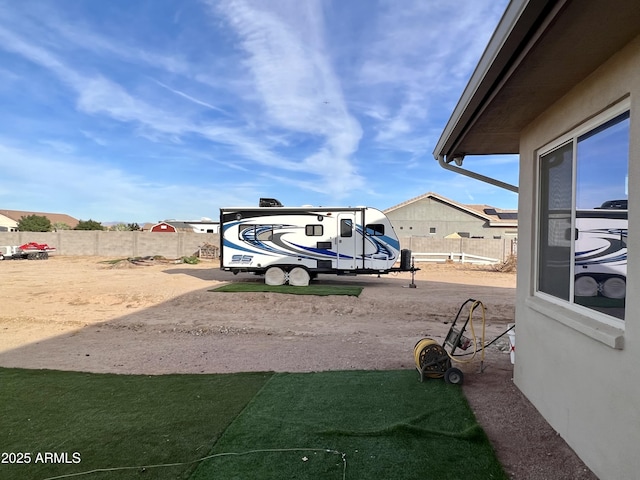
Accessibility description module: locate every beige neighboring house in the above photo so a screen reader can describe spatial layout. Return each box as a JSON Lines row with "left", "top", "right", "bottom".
{"left": 433, "top": 1, "right": 640, "bottom": 478}
{"left": 0, "top": 210, "right": 79, "bottom": 231}
{"left": 384, "top": 192, "right": 517, "bottom": 239}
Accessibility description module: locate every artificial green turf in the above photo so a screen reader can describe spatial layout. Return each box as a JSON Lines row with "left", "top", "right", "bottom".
{"left": 574, "top": 295, "right": 625, "bottom": 308}
{"left": 209, "top": 283, "right": 363, "bottom": 296}
{"left": 190, "top": 370, "right": 507, "bottom": 480}
{"left": 0, "top": 368, "right": 272, "bottom": 480}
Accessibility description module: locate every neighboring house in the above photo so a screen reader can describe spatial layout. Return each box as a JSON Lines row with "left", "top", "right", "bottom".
{"left": 0, "top": 209, "right": 79, "bottom": 230}
{"left": 184, "top": 220, "right": 219, "bottom": 234}
{"left": 147, "top": 220, "right": 219, "bottom": 233}
{"left": 0, "top": 213, "right": 18, "bottom": 231}
{"left": 433, "top": 1, "right": 640, "bottom": 478}
{"left": 384, "top": 192, "right": 517, "bottom": 238}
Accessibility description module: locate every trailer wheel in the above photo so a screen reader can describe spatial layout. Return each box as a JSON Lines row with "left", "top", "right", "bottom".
{"left": 265, "top": 266, "right": 287, "bottom": 286}
{"left": 602, "top": 277, "right": 626, "bottom": 299}
{"left": 444, "top": 367, "right": 464, "bottom": 385}
{"left": 575, "top": 275, "right": 598, "bottom": 297}
{"left": 288, "top": 267, "right": 310, "bottom": 286}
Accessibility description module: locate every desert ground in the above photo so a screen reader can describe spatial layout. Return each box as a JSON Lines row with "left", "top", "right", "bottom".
{"left": 0, "top": 256, "right": 596, "bottom": 479}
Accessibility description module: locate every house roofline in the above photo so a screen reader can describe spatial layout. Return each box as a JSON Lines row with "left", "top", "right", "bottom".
{"left": 384, "top": 191, "right": 517, "bottom": 225}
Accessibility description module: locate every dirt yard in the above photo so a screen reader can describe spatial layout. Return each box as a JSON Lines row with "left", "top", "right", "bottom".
{"left": 0, "top": 256, "right": 596, "bottom": 479}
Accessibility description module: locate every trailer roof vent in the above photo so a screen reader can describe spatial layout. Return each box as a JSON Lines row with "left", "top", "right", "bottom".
{"left": 259, "top": 198, "right": 283, "bottom": 207}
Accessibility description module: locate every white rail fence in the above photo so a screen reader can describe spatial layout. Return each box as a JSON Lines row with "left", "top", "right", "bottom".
{"left": 400, "top": 237, "right": 517, "bottom": 264}
{"left": 410, "top": 252, "right": 500, "bottom": 265}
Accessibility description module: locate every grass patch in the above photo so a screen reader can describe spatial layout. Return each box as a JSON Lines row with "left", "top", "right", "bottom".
{"left": 2, "top": 369, "right": 505, "bottom": 480}
{"left": 209, "top": 283, "right": 363, "bottom": 296}
{"left": 0, "top": 368, "right": 272, "bottom": 480}
{"left": 191, "top": 370, "right": 507, "bottom": 480}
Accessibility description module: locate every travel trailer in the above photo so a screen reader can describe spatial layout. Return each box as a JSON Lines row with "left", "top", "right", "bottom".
{"left": 220, "top": 199, "right": 413, "bottom": 285}
{"left": 574, "top": 200, "right": 627, "bottom": 299}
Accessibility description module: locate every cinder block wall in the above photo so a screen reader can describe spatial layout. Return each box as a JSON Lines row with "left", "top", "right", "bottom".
{"left": 0, "top": 232, "right": 514, "bottom": 262}
{"left": 0, "top": 231, "right": 219, "bottom": 258}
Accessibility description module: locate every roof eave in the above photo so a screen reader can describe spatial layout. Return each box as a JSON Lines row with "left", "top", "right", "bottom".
{"left": 433, "top": 0, "right": 556, "bottom": 162}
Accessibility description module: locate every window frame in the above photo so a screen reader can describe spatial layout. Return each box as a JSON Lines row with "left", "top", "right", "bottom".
{"left": 305, "top": 224, "right": 323, "bottom": 236}
{"left": 534, "top": 99, "right": 630, "bottom": 332}
{"left": 340, "top": 219, "right": 353, "bottom": 237}
{"left": 365, "top": 224, "right": 385, "bottom": 236}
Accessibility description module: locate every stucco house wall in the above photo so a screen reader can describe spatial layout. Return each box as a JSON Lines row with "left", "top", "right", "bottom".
{"left": 516, "top": 33, "right": 640, "bottom": 479}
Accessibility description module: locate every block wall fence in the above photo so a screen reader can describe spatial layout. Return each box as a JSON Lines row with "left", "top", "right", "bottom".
{"left": 0, "top": 232, "right": 516, "bottom": 262}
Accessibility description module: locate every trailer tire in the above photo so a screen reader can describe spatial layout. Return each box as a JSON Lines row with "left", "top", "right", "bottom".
{"left": 602, "top": 277, "right": 626, "bottom": 299}
{"left": 575, "top": 275, "right": 598, "bottom": 297}
{"left": 265, "top": 266, "right": 287, "bottom": 286}
{"left": 400, "top": 249, "right": 412, "bottom": 271}
{"left": 288, "top": 267, "right": 310, "bottom": 286}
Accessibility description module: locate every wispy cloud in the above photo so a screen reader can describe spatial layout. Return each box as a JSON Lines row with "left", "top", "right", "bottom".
{"left": 0, "top": 0, "right": 518, "bottom": 220}
{"left": 153, "top": 80, "right": 229, "bottom": 114}
{"left": 207, "top": 0, "right": 365, "bottom": 196}
{"left": 0, "top": 140, "right": 249, "bottom": 221}
{"left": 351, "top": 1, "right": 508, "bottom": 153}
{"left": 0, "top": 2, "right": 367, "bottom": 198}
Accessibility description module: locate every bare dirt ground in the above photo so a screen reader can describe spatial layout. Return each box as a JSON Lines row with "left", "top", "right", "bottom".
{"left": 0, "top": 256, "right": 597, "bottom": 479}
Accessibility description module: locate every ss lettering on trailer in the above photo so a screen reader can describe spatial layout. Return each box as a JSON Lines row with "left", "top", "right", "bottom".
{"left": 231, "top": 255, "right": 253, "bottom": 264}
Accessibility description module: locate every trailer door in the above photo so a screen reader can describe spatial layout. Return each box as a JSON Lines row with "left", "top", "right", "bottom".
{"left": 337, "top": 213, "right": 356, "bottom": 269}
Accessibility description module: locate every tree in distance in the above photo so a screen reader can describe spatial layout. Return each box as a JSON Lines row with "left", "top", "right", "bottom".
{"left": 74, "top": 219, "right": 105, "bottom": 230}
{"left": 17, "top": 214, "right": 52, "bottom": 232}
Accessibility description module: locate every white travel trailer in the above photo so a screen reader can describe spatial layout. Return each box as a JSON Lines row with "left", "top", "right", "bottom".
{"left": 574, "top": 200, "right": 627, "bottom": 299}
{"left": 220, "top": 199, "right": 413, "bottom": 285}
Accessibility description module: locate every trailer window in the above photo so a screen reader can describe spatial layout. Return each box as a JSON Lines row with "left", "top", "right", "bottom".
{"left": 239, "top": 224, "right": 272, "bottom": 241}
{"left": 340, "top": 219, "right": 353, "bottom": 237}
{"left": 537, "top": 107, "right": 629, "bottom": 321}
{"left": 365, "top": 224, "right": 384, "bottom": 236}
{"left": 255, "top": 225, "right": 273, "bottom": 241}
{"left": 239, "top": 225, "right": 255, "bottom": 240}
{"left": 305, "top": 225, "right": 323, "bottom": 236}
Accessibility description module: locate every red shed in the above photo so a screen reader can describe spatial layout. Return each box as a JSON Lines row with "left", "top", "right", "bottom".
{"left": 149, "top": 221, "right": 194, "bottom": 233}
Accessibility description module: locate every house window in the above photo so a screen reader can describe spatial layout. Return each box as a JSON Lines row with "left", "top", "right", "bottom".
{"left": 537, "top": 106, "right": 629, "bottom": 321}
{"left": 305, "top": 224, "right": 323, "bottom": 236}
{"left": 365, "top": 224, "right": 384, "bottom": 236}
{"left": 429, "top": 227, "right": 436, "bottom": 234}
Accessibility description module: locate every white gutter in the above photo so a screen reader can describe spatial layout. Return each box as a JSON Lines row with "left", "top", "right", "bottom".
{"left": 432, "top": 0, "right": 556, "bottom": 196}
{"left": 437, "top": 154, "right": 519, "bottom": 193}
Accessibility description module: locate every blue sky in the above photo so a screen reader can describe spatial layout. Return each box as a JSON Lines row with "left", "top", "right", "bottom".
{"left": 0, "top": 0, "right": 518, "bottom": 224}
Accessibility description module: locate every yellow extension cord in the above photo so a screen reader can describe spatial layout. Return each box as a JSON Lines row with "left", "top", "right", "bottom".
{"left": 450, "top": 300, "right": 486, "bottom": 365}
